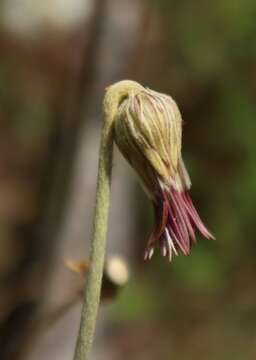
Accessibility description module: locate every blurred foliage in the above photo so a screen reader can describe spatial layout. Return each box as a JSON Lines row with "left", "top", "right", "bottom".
{"left": 110, "top": 278, "right": 159, "bottom": 322}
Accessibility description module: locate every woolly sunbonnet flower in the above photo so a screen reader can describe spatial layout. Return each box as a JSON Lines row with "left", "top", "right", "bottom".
{"left": 107, "top": 81, "right": 214, "bottom": 261}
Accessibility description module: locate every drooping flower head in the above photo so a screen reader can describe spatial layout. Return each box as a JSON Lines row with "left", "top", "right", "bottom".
{"left": 104, "top": 80, "right": 214, "bottom": 261}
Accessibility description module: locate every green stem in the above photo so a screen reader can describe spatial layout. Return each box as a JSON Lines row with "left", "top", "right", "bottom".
{"left": 73, "top": 80, "right": 142, "bottom": 360}
{"left": 73, "top": 118, "right": 113, "bottom": 360}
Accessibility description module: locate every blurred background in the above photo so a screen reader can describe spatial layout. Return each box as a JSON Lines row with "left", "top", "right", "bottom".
{"left": 0, "top": 0, "right": 256, "bottom": 359}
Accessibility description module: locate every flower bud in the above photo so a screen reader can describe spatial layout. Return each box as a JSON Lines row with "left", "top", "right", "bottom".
{"left": 105, "top": 81, "right": 214, "bottom": 261}
{"left": 114, "top": 86, "right": 183, "bottom": 197}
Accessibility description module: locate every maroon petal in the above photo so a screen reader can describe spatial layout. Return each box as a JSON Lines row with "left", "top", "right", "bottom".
{"left": 144, "top": 186, "right": 214, "bottom": 261}
{"left": 182, "top": 191, "right": 215, "bottom": 240}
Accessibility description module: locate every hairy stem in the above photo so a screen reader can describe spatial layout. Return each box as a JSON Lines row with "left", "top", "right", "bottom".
{"left": 73, "top": 118, "right": 114, "bottom": 360}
